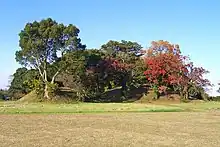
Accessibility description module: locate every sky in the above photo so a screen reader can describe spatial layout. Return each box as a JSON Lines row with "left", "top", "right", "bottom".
{"left": 0, "top": 0, "right": 220, "bottom": 95}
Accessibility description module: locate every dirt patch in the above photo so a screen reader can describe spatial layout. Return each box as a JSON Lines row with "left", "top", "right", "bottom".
{"left": 0, "top": 112, "right": 220, "bottom": 147}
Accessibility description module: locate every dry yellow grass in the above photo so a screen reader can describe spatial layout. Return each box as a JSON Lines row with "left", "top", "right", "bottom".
{"left": 1, "top": 112, "right": 220, "bottom": 147}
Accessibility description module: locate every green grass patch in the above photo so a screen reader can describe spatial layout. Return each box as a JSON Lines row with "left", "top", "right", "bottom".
{"left": 0, "top": 101, "right": 219, "bottom": 114}
{"left": 169, "top": 101, "right": 220, "bottom": 111}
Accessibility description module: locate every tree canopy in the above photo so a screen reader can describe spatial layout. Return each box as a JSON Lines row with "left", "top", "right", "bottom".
{"left": 15, "top": 18, "right": 86, "bottom": 99}
{"left": 144, "top": 40, "right": 211, "bottom": 99}
{"left": 9, "top": 18, "right": 213, "bottom": 102}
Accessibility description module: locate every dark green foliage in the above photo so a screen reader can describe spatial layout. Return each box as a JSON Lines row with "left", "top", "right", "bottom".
{"left": 15, "top": 18, "right": 86, "bottom": 99}
{"left": 51, "top": 40, "right": 146, "bottom": 102}
{"left": 59, "top": 49, "right": 108, "bottom": 101}
{"left": 0, "top": 89, "right": 8, "bottom": 100}
{"left": 53, "top": 47, "right": 147, "bottom": 102}
{"left": 0, "top": 93, "right": 3, "bottom": 100}
{"left": 8, "top": 68, "right": 40, "bottom": 100}
{"left": 209, "top": 96, "right": 220, "bottom": 101}
{"left": 187, "top": 85, "right": 209, "bottom": 100}
{"left": 101, "top": 40, "right": 147, "bottom": 99}
{"left": 127, "top": 59, "right": 147, "bottom": 89}
{"left": 101, "top": 40, "right": 142, "bottom": 55}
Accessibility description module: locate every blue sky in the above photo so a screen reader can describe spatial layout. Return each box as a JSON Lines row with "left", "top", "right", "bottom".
{"left": 0, "top": 0, "right": 220, "bottom": 95}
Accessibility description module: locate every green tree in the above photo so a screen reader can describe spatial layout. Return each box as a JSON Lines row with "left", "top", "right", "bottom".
{"left": 101, "top": 40, "right": 142, "bottom": 55}
{"left": 15, "top": 18, "right": 86, "bottom": 99}
{"left": 127, "top": 59, "right": 146, "bottom": 89}
{"left": 8, "top": 68, "right": 39, "bottom": 100}
{"left": 101, "top": 40, "right": 145, "bottom": 98}
{"left": 60, "top": 49, "right": 106, "bottom": 101}
{"left": 8, "top": 68, "right": 28, "bottom": 99}
{"left": 0, "top": 89, "right": 8, "bottom": 100}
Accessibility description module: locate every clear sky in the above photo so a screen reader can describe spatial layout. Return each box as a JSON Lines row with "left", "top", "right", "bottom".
{"left": 0, "top": 0, "right": 220, "bottom": 95}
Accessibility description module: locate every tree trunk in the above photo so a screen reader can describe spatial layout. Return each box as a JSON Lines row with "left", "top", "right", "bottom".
{"left": 183, "top": 86, "right": 188, "bottom": 100}
{"left": 44, "top": 84, "right": 50, "bottom": 99}
{"left": 121, "top": 78, "right": 127, "bottom": 97}
{"left": 155, "top": 92, "right": 160, "bottom": 100}
{"left": 185, "top": 91, "right": 189, "bottom": 100}
{"left": 180, "top": 91, "right": 184, "bottom": 100}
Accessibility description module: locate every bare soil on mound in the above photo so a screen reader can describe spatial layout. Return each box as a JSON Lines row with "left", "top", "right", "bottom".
{"left": 1, "top": 112, "right": 220, "bottom": 147}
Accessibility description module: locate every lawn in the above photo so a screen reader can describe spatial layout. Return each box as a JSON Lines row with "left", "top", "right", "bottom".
{"left": 0, "top": 101, "right": 220, "bottom": 114}
{"left": 1, "top": 112, "right": 220, "bottom": 147}
{"left": 1, "top": 101, "right": 220, "bottom": 146}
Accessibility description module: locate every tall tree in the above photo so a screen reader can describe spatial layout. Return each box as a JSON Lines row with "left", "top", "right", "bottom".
{"left": 144, "top": 40, "right": 185, "bottom": 98}
{"left": 15, "top": 18, "right": 86, "bottom": 99}
{"left": 144, "top": 40, "right": 211, "bottom": 99}
{"left": 101, "top": 40, "right": 145, "bottom": 97}
{"left": 178, "top": 64, "right": 211, "bottom": 100}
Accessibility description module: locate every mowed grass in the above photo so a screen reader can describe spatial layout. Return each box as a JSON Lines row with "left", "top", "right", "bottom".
{"left": 1, "top": 112, "right": 220, "bottom": 147}
{"left": 0, "top": 101, "right": 220, "bottom": 114}
{"left": 1, "top": 102, "right": 220, "bottom": 146}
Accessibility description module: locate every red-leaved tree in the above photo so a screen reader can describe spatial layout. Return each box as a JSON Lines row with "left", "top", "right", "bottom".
{"left": 144, "top": 40, "right": 211, "bottom": 99}
{"left": 177, "top": 63, "right": 211, "bottom": 100}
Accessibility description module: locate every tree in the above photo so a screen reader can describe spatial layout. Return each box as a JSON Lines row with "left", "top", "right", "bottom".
{"left": 144, "top": 40, "right": 186, "bottom": 98}
{"left": 101, "top": 40, "right": 145, "bottom": 98}
{"left": 144, "top": 40, "right": 211, "bottom": 100}
{"left": 55, "top": 40, "right": 145, "bottom": 101}
{"left": 8, "top": 68, "right": 39, "bottom": 100}
{"left": 101, "top": 40, "right": 142, "bottom": 56}
{"left": 178, "top": 64, "right": 211, "bottom": 100}
{"left": 56, "top": 48, "right": 139, "bottom": 101}
{"left": 15, "top": 18, "right": 86, "bottom": 99}
{"left": 127, "top": 59, "right": 147, "bottom": 89}
{"left": 0, "top": 89, "right": 8, "bottom": 100}
{"left": 56, "top": 49, "right": 108, "bottom": 101}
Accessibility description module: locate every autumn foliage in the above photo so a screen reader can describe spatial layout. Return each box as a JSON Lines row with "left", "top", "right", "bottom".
{"left": 144, "top": 40, "right": 211, "bottom": 99}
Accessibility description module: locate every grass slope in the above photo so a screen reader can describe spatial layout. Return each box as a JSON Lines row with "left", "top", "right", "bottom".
{"left": 17, "top": 91, "right": 40, "bottom": 103}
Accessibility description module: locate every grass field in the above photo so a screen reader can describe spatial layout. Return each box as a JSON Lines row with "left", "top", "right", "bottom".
{"left": 0, "top": 101, "right": 220, "bottom": 114}
{"left": 1, "top": 101, "right": 220, "bottom": 146}
{"left": 1, "top": 112, "right": 220, "bottom": 147}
